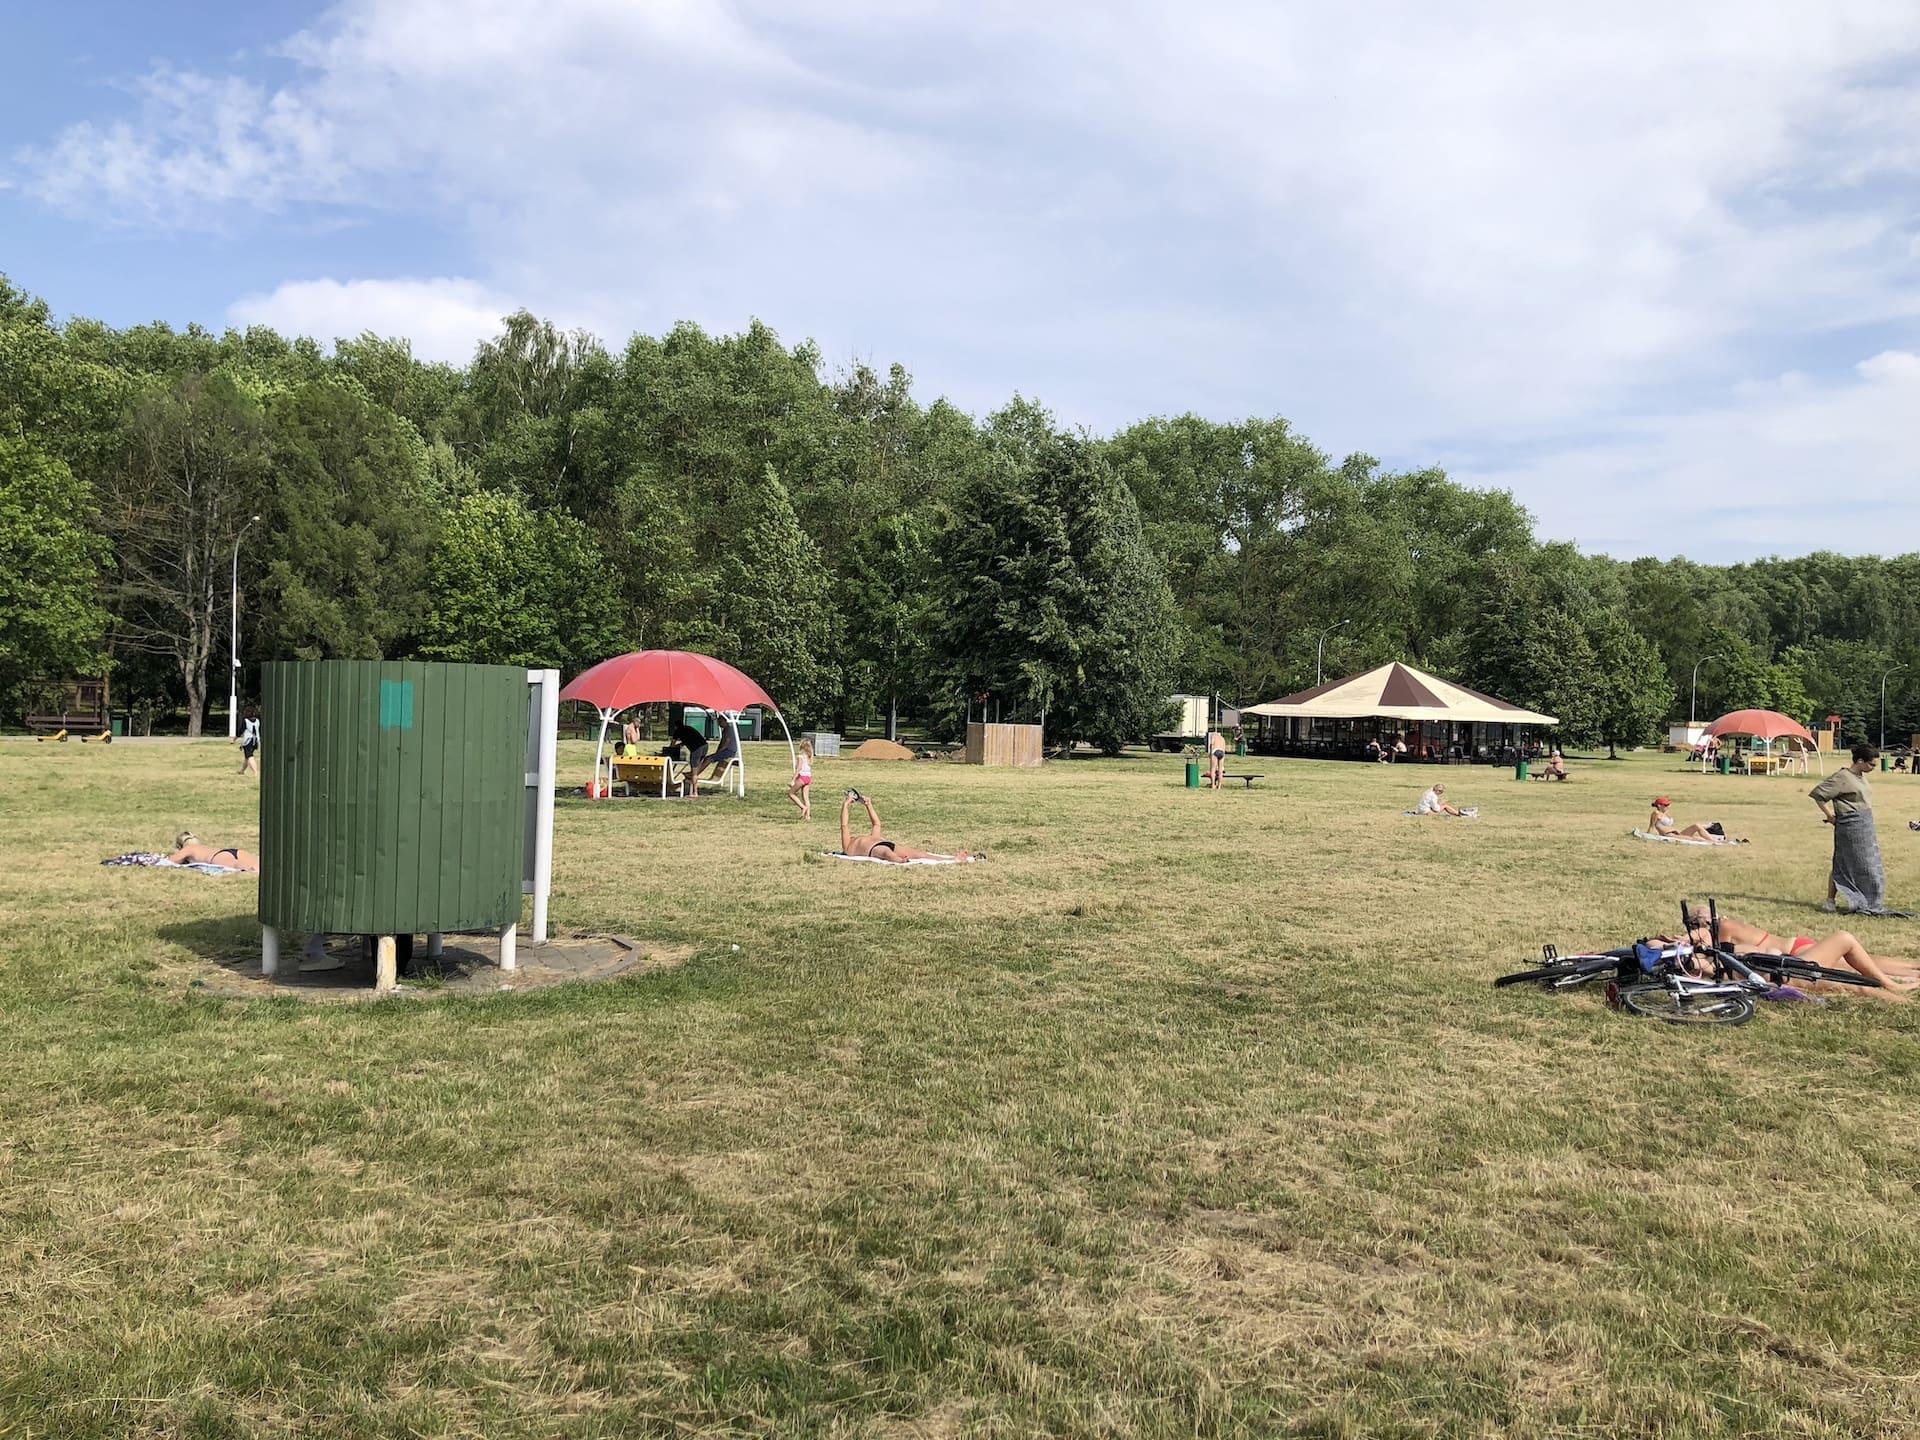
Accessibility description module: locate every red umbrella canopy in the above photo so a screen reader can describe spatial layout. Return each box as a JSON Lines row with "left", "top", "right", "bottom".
{"left": 559, "top": 650, "right": 779, "bottom": 714}
{"left": 1704, "top": 709, "right": 1815, "bottom": 745}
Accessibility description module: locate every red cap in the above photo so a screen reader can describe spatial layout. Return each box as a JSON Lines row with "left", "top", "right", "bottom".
{"left": 1653, "top": 796, "right": 1671, "bottom": 807}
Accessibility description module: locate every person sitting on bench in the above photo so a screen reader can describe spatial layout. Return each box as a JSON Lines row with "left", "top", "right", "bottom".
{"left": 1416, "top": 782, "right": 1466, "bottom": 816}
{"left": 839, "top": 790, "right": 975, "bottom": 863}
{"left": 692, "top": 716, "right": 741, "bottom": 789}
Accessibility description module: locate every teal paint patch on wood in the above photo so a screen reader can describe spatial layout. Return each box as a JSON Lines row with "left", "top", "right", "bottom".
{"left": 378, "top": 678, "right": 415, "bottom": 730}
{"left": 259, "top": 661, "right": 525, "bottom": 935}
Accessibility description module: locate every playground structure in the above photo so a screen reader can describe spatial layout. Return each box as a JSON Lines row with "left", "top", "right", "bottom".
{"left": 256, "top": 661, "right": 558, "bottom": 993}
{"left": 559, "top": 649, "right": 794, "bottom": 799}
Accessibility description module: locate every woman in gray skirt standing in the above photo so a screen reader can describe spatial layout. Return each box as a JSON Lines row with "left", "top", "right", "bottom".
{"left": 1811, "top": 743, "right": 1903, "bottom": 915}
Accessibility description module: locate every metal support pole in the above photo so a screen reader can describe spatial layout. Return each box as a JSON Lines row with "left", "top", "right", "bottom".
{"left": 499, "top": 923, "right": 517, "bottom": 972}
{"left": 227, "top": 515, "right": 259, "bottom": 741}
{"left": 261, "top": 925, "right": 280, "bottom": 978}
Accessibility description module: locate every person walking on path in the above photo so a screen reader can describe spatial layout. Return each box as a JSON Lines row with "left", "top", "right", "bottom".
{"left": 1811, "top": 743, "right": 1904, "bottom": 915}
{"left": 1205, "top": 728, "right": 1227, "bottom": 791}
{"left": 237, "top": 710, "right": 260, "bottom": 776}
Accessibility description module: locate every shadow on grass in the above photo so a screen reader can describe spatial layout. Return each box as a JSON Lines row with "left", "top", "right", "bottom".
{"left": 156, "top": 917, "right": 495, "bottom": 992}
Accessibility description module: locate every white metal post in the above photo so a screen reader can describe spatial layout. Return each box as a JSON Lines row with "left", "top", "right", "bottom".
{"left": 499, "top": 923, "right": 517, "bottom": 972}
{"left": 228, "top": 515, "right": 259, "bottom": 740}
{"left": 261, "top": 925, "right": 279, "bottom": 977}
{"left": 530, "top": 669, "right": 558, "bottom": 942}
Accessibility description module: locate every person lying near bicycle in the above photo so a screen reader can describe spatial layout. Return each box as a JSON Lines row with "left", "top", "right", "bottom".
{"left": 1678, "top": 903, "right": 1917, "bottom": 998}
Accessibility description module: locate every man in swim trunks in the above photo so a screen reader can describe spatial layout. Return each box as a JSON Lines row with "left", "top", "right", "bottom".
{"left": 839, "top": 790, "right": 974, "bottom": 863}
{"left": 1204, "top": 728, "right": 1227, "bottom": 791}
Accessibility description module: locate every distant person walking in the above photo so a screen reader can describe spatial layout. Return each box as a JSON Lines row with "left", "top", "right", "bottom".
{"left": 237, "top": 710, "right": 260, "bottom": 776}
{"left": 787, "top": 738, "right": 814, "bottom": 819}
{"left": 1812, "top": 743, "right": 1901, "bottom": 914}
{"left": 1205, "top": 728, "right": 1227, "bottom": 791}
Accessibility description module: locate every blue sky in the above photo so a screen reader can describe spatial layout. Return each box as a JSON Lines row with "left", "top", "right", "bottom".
{"left": 6, "top": 1, "right": 1920, "bottom": 562}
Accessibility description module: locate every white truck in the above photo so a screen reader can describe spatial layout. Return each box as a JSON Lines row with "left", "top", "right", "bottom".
{"left": 1150, "top": 694, "right": 1216, "bottom": 752}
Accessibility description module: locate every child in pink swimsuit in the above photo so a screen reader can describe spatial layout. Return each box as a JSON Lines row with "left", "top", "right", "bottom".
{"left": 787, "top": 739, "right": 814, "bottom": 819}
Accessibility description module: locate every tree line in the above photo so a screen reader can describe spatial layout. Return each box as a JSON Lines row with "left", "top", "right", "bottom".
{"left": 5, "top": 271, "right": 1919, "bottom": 751}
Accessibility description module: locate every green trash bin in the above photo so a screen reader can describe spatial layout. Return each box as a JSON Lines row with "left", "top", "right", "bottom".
{"left": 1185, "top": 757, "right": 1200, "bottom": 789}
{"left": 1881, "top": 755, "right": 1890, "bottom": 772}
{"left": 1515, "top": 758, "right": 1529, "bottom": 781}
{"left": 1236, "top": 737, "right": 1247, "bottom": 757}
{"left": 1718, "top": 755, "right": 1730, "bottom": 775}
{"left": 110, "top": 716, "right": 124, "bottom": 738}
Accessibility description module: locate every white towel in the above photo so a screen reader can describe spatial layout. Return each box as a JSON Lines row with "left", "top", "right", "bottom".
{"left": 1629, "top": 827, "right": 1716, "bottom": 847}
{"left": 822, "top": 851, "right": 973, "bottom": 866}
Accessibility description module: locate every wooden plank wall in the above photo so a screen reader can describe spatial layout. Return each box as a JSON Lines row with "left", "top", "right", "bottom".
{"left": 964, "top": 722, "right": 1044, "bottom": 767}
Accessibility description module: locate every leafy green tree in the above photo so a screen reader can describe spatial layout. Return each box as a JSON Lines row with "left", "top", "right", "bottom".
{"left": 419, "top": 490, "right": 622, "bottom": 673}
{"left": 1463, "top": 566, "right": 1599, "bottom": 744}
{"left": 933, "top": 406, "right": 1181, "bottom": 752}
{"left": 842, "top": 510, "right": 933, "bottom": 738}
{"left": 253, "top": 379, "right": 442, "bottom": 660}
{"left": 0, "top": 437, "right": 109, "bottom": 716}
{"left": 98, "top": 371, "right": 271, "bottom": 735}
{"left": 1586, "top": 609, "right": 1673, "bottom": 757}
{"left": 689, "top": 467, "right": 840, "bottom": 724}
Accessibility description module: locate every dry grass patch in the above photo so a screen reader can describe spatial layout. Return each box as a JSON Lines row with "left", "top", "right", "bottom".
{"left": 3, "top": 737, "right": 1920, "bottom": 1436}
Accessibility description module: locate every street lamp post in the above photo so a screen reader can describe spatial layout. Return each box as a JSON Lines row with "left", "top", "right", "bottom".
{"left": 1315, "top": 619, "right": 1352, "bottom": 686}
{"left": 228, "top": 515, "right": 261, "bottom": 740}
{"left": 1880, "top": 665, "right": 1907, "bottom": 750}
{"left": 1688, "top": 654, "right": 1723, "bottom": 732}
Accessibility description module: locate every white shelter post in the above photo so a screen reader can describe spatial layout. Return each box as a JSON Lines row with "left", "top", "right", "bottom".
{"left": 529, "top": 668, "right": 559, "bottom": 943}
{"left": 591, "top": 708, "right": 612, "bottom": 796}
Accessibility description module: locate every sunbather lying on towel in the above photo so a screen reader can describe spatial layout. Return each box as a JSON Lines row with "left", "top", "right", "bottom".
{"left": 1648, "top": 797, "right": 1741, "bottom": 843}
{"left": 839, "top": 790, "right": 976, "bottom": 863}
{"left": 1678, "top": 903, "right": 1915, "bottom": 998}
{"left": 167, "top": 831, "right": 260, "bottom": 872}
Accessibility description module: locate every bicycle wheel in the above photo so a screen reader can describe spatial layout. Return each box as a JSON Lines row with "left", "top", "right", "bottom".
{"left": 1615, "top": 983, "right": 1755, "bottom": 1026}
{"left": 1493, "top": 955, "right": 1625, "bottom": 990}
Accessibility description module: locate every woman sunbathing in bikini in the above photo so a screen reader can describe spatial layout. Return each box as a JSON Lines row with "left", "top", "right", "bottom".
{"left": 167, "top": 831, "right": 260, "bottom": 872}
{"left": 1648, "top": 797, "right": 1742, "bottom": 843}
{"left": 839, "top": 791, "right": 975, "bottom": 863}
{"left": 1681, "top": 903, "right": 1916, "bottom": 998}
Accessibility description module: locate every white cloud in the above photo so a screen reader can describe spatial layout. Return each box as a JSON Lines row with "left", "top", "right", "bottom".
{"left": 227, "top": 276, "right": 515, "bottom": 363}
{"left": 1457, "top": 349, "right": 1920, "bottom": 560}
{"left": 17, "top": 0, "right": 1920, "bottom": 556}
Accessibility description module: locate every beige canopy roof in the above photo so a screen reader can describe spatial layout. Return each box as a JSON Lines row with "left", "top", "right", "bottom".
{"left": 1243, "top": 662, "right": 1559, "bottom": 726}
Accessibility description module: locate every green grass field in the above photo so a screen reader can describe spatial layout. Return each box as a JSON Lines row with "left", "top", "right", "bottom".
{"left": 3, "top": 738, "right": 1919, "bottom": 1438}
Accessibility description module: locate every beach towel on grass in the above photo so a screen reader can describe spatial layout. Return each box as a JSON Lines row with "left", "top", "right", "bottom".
{"left": 1403, "top": 808, "right": 1479, "bottom": 818}
{"left": 101, "top": 852, "right": 243, "bottom": 875}
{"left": 1629, "top": 828, "right": 1718, "bottom": 847}
{"left": 822, "top": 851, "right": 973, "bottom": 866}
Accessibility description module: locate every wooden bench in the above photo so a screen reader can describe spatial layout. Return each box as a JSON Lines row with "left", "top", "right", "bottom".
{"left": 1219, "top": 772, "right": 1264, "bottom": 789}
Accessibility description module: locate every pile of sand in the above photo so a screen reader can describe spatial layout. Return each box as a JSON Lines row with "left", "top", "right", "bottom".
{"left": 848, "top": 738, "right": 915, "bottom": 761}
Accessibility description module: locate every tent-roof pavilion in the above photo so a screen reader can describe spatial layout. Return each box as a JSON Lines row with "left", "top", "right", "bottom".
{"left": 1242, "top": 662, "right": 1558, "bottom": 727}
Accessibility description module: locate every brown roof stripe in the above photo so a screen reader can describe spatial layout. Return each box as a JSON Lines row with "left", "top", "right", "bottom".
{"left": 1377, "top": 663, "right": 1445, "bottom": 709}
{"left": 1263, "top": 663, "right": 1389, "bottom": 707}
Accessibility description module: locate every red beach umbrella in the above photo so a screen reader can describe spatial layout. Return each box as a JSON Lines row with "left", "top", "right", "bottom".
{"left": 559, "top": 649, "right": 779, "bottom": 715}
{"left": 1703, "top": 709, "right": 1816, "bottom": 746}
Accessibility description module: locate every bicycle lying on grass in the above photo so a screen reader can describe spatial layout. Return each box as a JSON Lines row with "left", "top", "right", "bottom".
{"left": 1494, "top": 898, "right": 1881, "bottom": 1025}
